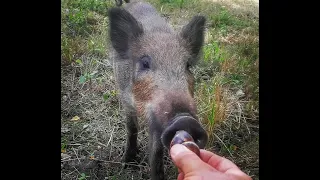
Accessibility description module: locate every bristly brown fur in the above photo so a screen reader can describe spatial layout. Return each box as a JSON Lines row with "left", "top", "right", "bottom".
{"left": 132, "top": 77, "right": 154, "bottom": 117}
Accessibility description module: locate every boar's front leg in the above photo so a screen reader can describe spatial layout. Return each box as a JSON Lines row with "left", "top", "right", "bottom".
{"left": 123, "top": 111, "right": 139, "bottom": 163}
{"left": 149, "top": 121, "right": 165, "bottom": 180}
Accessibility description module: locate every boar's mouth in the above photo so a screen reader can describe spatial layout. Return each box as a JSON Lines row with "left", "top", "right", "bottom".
{"left": 161, "top": 114, "right": 208, "bottom": 150}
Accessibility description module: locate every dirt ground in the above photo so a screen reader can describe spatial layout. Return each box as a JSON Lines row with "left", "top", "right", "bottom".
{"left": 61, "top": 0, "right": 259, "bottom": 179}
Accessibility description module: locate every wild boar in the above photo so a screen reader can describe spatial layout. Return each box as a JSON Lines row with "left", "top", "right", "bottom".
{"left": 109, "top": 1, "right": 208, "bottom": 179}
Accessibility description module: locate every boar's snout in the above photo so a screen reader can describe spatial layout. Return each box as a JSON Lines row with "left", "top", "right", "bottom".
{"left": 161, "top": 114, "right": 208, "bottom": 150}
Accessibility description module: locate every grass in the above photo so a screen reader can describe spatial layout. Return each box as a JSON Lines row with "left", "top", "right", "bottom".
{"left": 61, "top": 0, "right": 259, "bottom": 179}
{"left": 61, "top": 0, "right": 112, "bottom": 63}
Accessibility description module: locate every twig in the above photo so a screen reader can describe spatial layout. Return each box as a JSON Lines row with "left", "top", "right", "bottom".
{"left": 243, "top": 118, "right": 251, "bottom": 135}
{"left": 228, "top": 114, "right": 257, "bottom": 120}
{"left": 235, "top": 102, "right": 242, "bottom": 129}
{"left": 72, "top": 147, "right": 81, "bottom": 163}
{"left": 71, "top": 69, "right": 75, "bottom": 91}
{"left": 61, "top": 154, "right": 71, "bottom": 161}
{"left": 247, "top": 125, "right": 259, "bottom": 129}
{"left": 106, "top": 127, "right": 115, "bottom": 147}
{"left": 97, "top": 142, "right": 108, "bottom": 148}
{"left": 64, "top": 169, "right": 77, "bottom": 176}
{"left": 74, "top": 130, "right": 85, "bottom": 141}
{"left": 67, "top": 143, "right": 82, "bottom": 146}
{"left": 61, "top": 158, "right": 83, "bottom": 163}
{"left": 95, "top": 158, "right": 148, "bottom": 168}
{"left": 108, "top": 145, "right": 113, "bottom": 160}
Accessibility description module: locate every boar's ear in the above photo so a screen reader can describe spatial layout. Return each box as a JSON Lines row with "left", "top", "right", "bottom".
{"left": 108, "top": 8, "right": 143, "bottom": 58}
{"left": 180, "top": 16, "right": 206, "bottom": 63}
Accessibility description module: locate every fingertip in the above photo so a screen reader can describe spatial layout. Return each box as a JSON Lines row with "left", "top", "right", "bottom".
{"left": 177, "top": 172, "right": 184, "bottom": 180}
{"left": 170, "top": 144, "right": 207, "bottom": 174}
{"left": 170, "top": 144, "right": 190, "bottom": 159}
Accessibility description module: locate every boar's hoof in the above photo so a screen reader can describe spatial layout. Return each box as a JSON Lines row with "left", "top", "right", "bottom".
{"left": 122, "top": 148, "right": 139, "bottom": 167}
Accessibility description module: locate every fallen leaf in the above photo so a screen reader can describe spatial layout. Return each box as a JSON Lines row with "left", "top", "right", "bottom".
{"left": 71, "top": 116, "right": 80, "bottom": 121}
{"left": 61, "top": 153, "right": 70, "bottom": 159}
{"left": 83, "top": 124, "right": 89, "bottom": 129}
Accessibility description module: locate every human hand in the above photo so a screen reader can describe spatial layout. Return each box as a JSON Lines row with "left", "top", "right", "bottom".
{"left": 170, "top": 144, "right": 252, "bottom": 180}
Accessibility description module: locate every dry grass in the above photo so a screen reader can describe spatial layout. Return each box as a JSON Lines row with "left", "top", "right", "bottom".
{"left": 61, "top": 0, "right": 259, "bottom": 179}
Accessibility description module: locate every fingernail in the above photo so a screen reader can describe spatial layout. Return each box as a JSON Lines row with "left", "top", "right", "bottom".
{"left": 171, "top": 144, "right": 189, "bottom": 158}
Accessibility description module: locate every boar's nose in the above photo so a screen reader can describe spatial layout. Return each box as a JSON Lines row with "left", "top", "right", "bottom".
{"left": 161, "top": 114, "right": 208, "bottom": 149}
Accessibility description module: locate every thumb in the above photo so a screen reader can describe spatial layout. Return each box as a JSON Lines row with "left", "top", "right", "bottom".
{"left": 170, "top": 144, "right": 212, "bottom": 175}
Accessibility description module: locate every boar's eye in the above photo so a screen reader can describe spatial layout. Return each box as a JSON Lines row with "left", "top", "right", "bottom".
{"left": 138, "top": 55, "right": 151, "bottom": 71}
{"left": 186, "top": 62, "right": 192, "bottom": 71}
